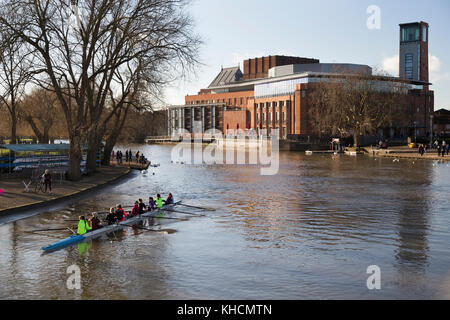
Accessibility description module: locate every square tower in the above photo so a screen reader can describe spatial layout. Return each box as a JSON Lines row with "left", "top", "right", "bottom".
{"left": 399, "top": 22, "right": 429, "bottom": 84}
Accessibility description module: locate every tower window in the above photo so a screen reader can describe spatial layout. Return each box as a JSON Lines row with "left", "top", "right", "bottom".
{"left": 423, "top": 26, "right": 427, "bottom": 42}
{"left": 405, "top": 54, "right": 413, "bottom": 80}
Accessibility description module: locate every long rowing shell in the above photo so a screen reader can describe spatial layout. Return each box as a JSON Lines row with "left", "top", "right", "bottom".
{"left": 42, "top": 201, "right": 181, "bottom": 252}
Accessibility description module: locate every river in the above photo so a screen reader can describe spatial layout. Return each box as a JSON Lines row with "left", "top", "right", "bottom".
{"left": 1, "top": 144, "right": 450, "bottom": 299}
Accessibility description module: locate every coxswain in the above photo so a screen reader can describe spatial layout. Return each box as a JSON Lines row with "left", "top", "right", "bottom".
{"left": 89, "top": 213, "right": 103, "bottom": 230}
{"left": 155, "top": 194, "right": 164, "bottom": 209}
{"left": 106, "top": 208, "right": 116, "bottom": 225}
{"left": 138, "top": 199, "right": 147, "bottom": 214}
{"left": 148, "top": 197, "right": 156, "bottom": 211}
{"left": 130, "top": 201, "right": 140, "bottom": 217}
{"left": 77, "top": 216, "right": 92, "bottom": 235}
{"left": 164, "top": 193, "right": 174, "bottom": 205}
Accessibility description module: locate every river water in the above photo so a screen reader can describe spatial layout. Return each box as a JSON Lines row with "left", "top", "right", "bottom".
{"left": 1, "top": 144, "right": 450, "bottom": 300}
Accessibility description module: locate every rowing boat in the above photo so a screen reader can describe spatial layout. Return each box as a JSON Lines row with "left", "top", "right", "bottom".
{"left": 42, "top": 201, "right": 181, "bottom": 252}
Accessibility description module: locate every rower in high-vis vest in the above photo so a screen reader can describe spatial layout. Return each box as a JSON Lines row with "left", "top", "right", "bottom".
{"left": 155, "top": 194, "right": 164, "bottom": 209}
{"left": 77, "top": 216, "right": 92, "bottom": 235}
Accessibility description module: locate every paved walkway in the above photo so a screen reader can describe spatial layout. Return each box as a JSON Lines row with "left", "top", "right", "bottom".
{"left": 367, "top": 146, "right": 450, "bottom": 161}
{"left": 0, "top": 166, "right": 131, "bottom": 214}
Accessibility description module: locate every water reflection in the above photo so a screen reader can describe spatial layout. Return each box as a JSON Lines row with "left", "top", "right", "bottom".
{"left": 1, "top": 145, "right": 450, "bottom": 299}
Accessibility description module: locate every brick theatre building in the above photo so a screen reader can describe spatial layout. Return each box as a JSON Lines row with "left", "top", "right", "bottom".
{"left": 167, "top": 21, "right": 434, "bottom": 141}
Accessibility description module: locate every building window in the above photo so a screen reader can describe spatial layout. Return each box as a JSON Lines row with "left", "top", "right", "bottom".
{"left": 301, "top": 90, "right": 306, "bottom": 98}
{"left": 405, "top": 54, "right": 413, "bottom": 80}
{"left": 282, "top": 112, "right": 286, "bottom": 122}
{"left": 283, "top": 127, "right": 286, "bottom": 138}
{"left": 423, "top": 26, "right": 427, "bottom": 42}
{"left": 240, "top": 98, "right": 243, "bottom": 105}
{"left": 401, "top": 25, "right": 420, "bottom": 42}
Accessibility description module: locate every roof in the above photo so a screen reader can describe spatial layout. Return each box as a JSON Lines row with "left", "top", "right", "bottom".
{"left": 207, "top": 71, "right": 432, "bottom": 91}
{"left": 208, "top": 67, "right": 243, "bottom": 88}
{"left": 0, "top": 144, "right": 71, "bottom": 153}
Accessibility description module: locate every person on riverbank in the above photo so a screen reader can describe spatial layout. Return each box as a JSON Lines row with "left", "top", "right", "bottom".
{"left": 77, "top": 216, "right": 92, "bottom": 235}
{"left": 447, "top": 144, "right": 450, "bottom": 156}
{"left": 125, "top": 150, "right": 129, "bottom": 163}
{"left": 437, "top": 144, "right": 442, "bottom": 157}
{"left": 106, "top": 208, "right": 116, "bottom": 225}
{"left": 89, "top": 213, "right": 103, "bottom": 231}
{"left": 42, "top": 170, "right": 52, "bottom": 194}
{"left": 418, "top": 144, "right": 425, "bottom": 156}
{"left": 155, "top": 194, "right": 163, "bottom": 209}
{"left": 136, "top": 151, "right": 140, "bottom": 163}
{"left": 148, "top": 197, "right": 156, "bottom": 211}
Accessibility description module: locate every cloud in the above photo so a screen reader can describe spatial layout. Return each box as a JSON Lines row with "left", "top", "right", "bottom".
{"left": 381, "top": 54, "right": 449, "bottom": 82}
{"left": 381, "top": 55, "right": 399, "bottom": 77}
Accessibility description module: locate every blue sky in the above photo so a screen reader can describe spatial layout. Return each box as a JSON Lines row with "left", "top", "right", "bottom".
{"left": 164, "top": 0, "right": 450, "bottom": 110}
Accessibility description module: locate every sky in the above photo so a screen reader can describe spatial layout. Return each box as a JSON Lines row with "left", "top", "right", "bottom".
{"left": 164, "top": 0, "right": 450, "bottom": 110}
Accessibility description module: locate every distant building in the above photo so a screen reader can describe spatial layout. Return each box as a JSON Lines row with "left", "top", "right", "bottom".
{"left": 433, "top": 109, "right": 450, "bottom": 136}
{"left": 166, "top": 22, "right": 434, "bottom": 141}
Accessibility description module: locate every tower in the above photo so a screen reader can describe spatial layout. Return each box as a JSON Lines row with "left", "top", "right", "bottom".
{"left": 399, "top": 22, "right": 429, "bottom": 86}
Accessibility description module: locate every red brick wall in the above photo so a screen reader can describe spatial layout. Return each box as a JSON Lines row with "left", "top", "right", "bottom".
{"left": 243, "top": 55, "right": 320, "bottom": 80}
{"left": 223, "top": 110, "right": 250, "bottom": 132}
{"left": 185, "top": 91, "right": 254, "bottom": 109}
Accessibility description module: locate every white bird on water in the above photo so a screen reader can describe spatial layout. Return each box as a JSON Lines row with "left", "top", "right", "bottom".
{"left": 141, "top": 170, "right": 148, "bottom": 175}
{"left": 393, "top": 158, "right": 400, "bottom": 163}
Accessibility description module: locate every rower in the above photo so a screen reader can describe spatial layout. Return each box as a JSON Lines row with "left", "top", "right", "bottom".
{"left": 89, "top": 213, "right": 103, "bottom": 231}
{"left": 155, "top": 194, "right": 164, "bottom": 209}
{"left": 164, "top": 193, "right": 174, "bottom": 205}
{"left": 148, "top": 197, "right": 156, "bottom": 212}
{"left": 106, "top": 208, "right": 116, "bottom": 225}
{"left": 138, "top": 199, "right": 147, "bottom": 214}
{"left": 115, "top": 204, "right": 127, "bottom": 222}
{"left": 130, "top": 201, "right": 139, "bottom": 217}
{"left": 77, "top": 216, "right": 92, "bottom": 235}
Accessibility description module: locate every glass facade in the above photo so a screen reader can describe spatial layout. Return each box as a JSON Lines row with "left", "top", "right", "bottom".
{"left": 254, "top": 77, "right": 309, "bottom": 98}
{"left": 405, "top": 54, "right": 414, "bottom": 80}
{"left": 401, "top": 25, "right": 420, "bottom": 42}
{"left": 254, "top": 74, "right": 422, "bottom": 100}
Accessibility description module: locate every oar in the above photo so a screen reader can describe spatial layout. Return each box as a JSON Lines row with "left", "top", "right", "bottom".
{"left": 121, "top": 224, "right": 176, "bottom": 234}
{"left": 28, "top": 227, "right": 76, "bottom": 233}
{"left": 162, "top": 209, "right": 206, "bottom": 217}
{"left": 178, "top": 204, "right": 216, "bottom": 211}
{"left": 24, "top": 231, "right": 69, "bottom": 240}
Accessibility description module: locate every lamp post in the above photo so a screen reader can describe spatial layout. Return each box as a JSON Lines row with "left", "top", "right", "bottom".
{"left": 430, "top": 115, "right": 434, "bottom": 149}
{"left": 414, "top": 121, "right": 417, "bottom": 143}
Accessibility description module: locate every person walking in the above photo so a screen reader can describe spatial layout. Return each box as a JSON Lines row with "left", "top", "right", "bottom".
{"left": 42, "top": 170, "right": 52, "bottom": 194}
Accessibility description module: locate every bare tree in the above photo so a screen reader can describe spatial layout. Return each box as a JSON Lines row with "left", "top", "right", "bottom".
{"left": 0, "top": 0, "right": 201, "bottom": 180}
{"left": 21, "top": 88, "right": 67, "bottom": 143}
{"left": 0, "top": 32, "right": 32, "bottom": 144}
{"left": 309, "top": 72, "right": 411, "bottom": 147}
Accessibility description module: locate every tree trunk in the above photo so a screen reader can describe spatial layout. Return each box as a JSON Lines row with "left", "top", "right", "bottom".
{"left": 10, "top": 113, "right": 17, "bottom": 144}
{"left": 353, "top": 133, "right": 359, "bottom": 149}
{"left": 86, "top": 130, "right": 100, "bottom": 175}
{"left": 68, "top": 135, "right": 82, "bottom": 181}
